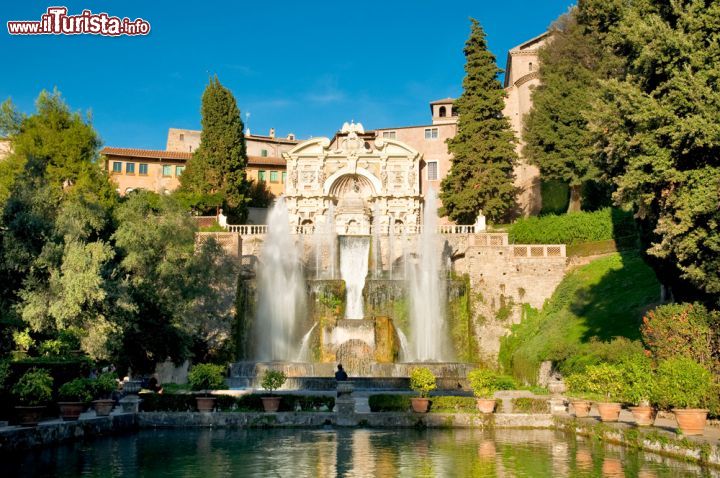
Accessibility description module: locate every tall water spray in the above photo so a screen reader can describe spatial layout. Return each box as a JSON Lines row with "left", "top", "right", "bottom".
{"left": 408, "top": 188, "right": 450, "bottom": 361}
{"left": 339, "top": 236, "right": 370, "bottom": 319}
{"left": 256, "top": 198, "right": 306, "bottom": 361}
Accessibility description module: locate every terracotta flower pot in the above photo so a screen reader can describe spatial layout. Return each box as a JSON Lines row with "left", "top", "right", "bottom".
{"left": 15, "top": 405, "right": 46, "bottom": 426}
{"left": 629, "top": 405, "right": 656, "bottom": 426}
{"left": 93, "top": 399, "right": 115, "bottom": 416}
{"left": 673, "top": 408, "right": 708, "bottom": 436}
{"left": 58, "top": 401, "right": 85, "bottom": 421}
{"left": 261, "top": 396, "right": 281, "bottom": 412}
{"left": 476, "top": 398, "right": 496, "bottom": 414}
{"left": 196, "top": 396, "right": 217, "bottom": 412}
{"left": 597, "top": 402, "right": 622, "bottom": 422}
{"left": 411, "top": 398, "right": 430, "bottom": 413}
{"left": 571, "top": 400, "right": 591, "bottom": 418}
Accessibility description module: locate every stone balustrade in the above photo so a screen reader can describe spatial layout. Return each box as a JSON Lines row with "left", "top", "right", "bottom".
{"left": 226, "top": 224, "right": 480, "bottom": 236}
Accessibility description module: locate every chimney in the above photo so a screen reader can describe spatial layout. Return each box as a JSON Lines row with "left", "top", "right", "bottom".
{"left": 269, "top": 128, "right": 275, "bottom": 138}
{"left": 287, "top": 133, "right": 296, "bottom": 141}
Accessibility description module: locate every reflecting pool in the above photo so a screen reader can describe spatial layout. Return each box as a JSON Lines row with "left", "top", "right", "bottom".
{"left": 6, "top": 428, "right": 716, "bottom": 477}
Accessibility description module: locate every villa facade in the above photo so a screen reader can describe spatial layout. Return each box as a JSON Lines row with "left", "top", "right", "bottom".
{"left": 100, "top": 32, "right": 547, "bottom": 215}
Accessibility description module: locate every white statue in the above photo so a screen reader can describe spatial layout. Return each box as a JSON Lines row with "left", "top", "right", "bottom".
{"left": 218, "top": 209, "right": 228, "bottom": 229}
{"left": 474, "top": 211, "right": 486, "bottom": 232}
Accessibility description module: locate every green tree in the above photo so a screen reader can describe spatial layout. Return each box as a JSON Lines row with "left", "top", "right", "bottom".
{"left": 112, "top": 191, "right": 239, "bottom": 372}
{"left": 523, "top": 11, "right": 599, "bottom": 211}
{"left": 440, "top": 19, "right": 518, "bottom": 223}
{"left": 180, "top": 76, "right": 250, "bottom": 223}
{"left": 588, "top": 0, "right": 720, "bottom": 301}
{"left": 0, "top": 91, "right": 116, "bottom": 337}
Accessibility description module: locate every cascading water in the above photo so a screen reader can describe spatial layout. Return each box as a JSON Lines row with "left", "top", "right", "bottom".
{"left": 255, "top": 197, "right": 306, "bottom": 361}
{"left": 407, "top": 188, "right": 450, "bottom": 361}
{"left": 339, "top": 236, "right": 370, "bottom": 319}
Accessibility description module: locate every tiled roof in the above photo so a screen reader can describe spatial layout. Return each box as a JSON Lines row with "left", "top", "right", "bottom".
{"left": 101, "top": 147, "right": 286, "bottom": 167}
{"left": 429, "top": 97, "right": 455, "bottom": 105}
{"left": 248, "top": 156, "right": 286, "bottom": 167}
{"left": 101, "top": 147, "right": 192, "bottom": 160}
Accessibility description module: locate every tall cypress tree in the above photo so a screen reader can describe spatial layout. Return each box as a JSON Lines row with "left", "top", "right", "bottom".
{"left": 523, "top": 4, "right": 624, "bottom": 212}
{"left": 180, "top": 76, "right": 249, "bottom": 223}
{"left": 440, "top": 19, "right": 518, "bottom": 224}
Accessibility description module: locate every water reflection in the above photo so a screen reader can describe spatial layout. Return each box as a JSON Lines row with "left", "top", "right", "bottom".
{"left": 5, "top": 428, "right": 717, "bottom": 477}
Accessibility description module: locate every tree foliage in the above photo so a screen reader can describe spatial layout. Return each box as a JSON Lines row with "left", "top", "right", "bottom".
{"left": 440, "top": 19, "right": 518, "bottom": 223}
{"left": 587, "top": 0, "right": 720, "bottom": 301}
{"left": 523, "top": 9, "right": 618, "bottom": 211}
{"left": 0, "top": 90, "right": 240, "bottom": 372}
{"left": 180, "top": 76, "right": 250, "bottom": 223}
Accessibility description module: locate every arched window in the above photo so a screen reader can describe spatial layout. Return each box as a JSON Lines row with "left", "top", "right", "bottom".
{"left": 438, "top": 106, "right": 447, "bottom": 117}
{"left": 529, "top": 62, "right": 534, "bottom": 72}
{"left": 451, "top": 107, "right": 458, "bottom": 117}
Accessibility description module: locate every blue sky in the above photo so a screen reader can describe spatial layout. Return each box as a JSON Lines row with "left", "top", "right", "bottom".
{"left": 1, "top": 1, "right": 572, "bottom": 149}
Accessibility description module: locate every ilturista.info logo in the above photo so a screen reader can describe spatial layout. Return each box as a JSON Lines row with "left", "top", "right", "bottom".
{"left": 7, "top": 6, "right": 151, "bottom": 36}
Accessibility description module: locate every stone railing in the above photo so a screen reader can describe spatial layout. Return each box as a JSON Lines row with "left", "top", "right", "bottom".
{"left": 511, "top": 244, "right": 566, "bottom": 258}
{"left": 226, "top": 224, "right": 479, "bottom": 236}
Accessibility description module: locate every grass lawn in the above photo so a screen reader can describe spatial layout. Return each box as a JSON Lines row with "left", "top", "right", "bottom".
{"left": 499, "top": 251, "right": 660, "bottom": 384}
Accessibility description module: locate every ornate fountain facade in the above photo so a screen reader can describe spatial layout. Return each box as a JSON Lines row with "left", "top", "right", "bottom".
{"left": 283, "top": 121, "right": 422, "bottom": 233}
{"left": 206, "top": 122, "right": 569, "bottom": 389}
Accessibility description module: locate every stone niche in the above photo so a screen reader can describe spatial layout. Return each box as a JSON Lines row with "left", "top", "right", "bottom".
{"left": 283, "top": 122, "right": 422, "bottom": 233}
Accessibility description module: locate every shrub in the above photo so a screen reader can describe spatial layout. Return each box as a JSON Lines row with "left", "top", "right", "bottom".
{"left": 655, "top": 358, "right": 712, "bottom": 409}
{"left": 579, "top": 363, "right": 624, "bottom": 402}
{"left": 507, "top": 207, "right": 636, "bottom": 246}
{"left": 58, "top": 378, "right": 94, "bottom": 402}
{"left": 409, "top": 368, "right": 436, "bottom": 398}
{"left": 467, "top": 369, "right": 516, "bottom": 398}
{"left": 565, "top": 373, "right": 590, "bottom": 399}
{"left": 260, "top": 370, "right": 286, "bottom": 394}
{"left": 512, "top": 397, "right": 550, "bottom": 414}
{"left": 12, "top": 368, "right": 53, "bottom": 406}
{"left": 0, "top": 360, "right": 9, "bottom": 390}
{"left": 641, "top": 303, "right": 719, "bottom": 374}
{"left": 188, "top": 363, "right": 227, "bottom": 392}
{"left": 619, "top": 353, "right": 656, "bottom": 406}
{"left": 92, "top": 372, "right": 118, "bottom": 399}
{"left": 368, "top": 394, "right": 411, "bottom": 412}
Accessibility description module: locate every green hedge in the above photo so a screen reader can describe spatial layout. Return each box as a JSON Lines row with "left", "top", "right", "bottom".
{"left": 140, "top": 393, "right": 334, "bottom": 412}
{"left": 368, "top": 394, "right": 478, "bottom": 413}
{"left": 511, "top": 397, "right": 549, "bottom": 414}
{"left": 507, "top": 208, "right": 636, "bottom": 246}
{"left": 368, "top": 394, "right": 411, "bottom": 412}
{"left": 428, "top": 396, "right": 477, "bottom": 413}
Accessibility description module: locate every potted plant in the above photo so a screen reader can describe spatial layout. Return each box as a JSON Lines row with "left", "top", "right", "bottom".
{"left": 467, "top": 369, "right": 501, "bottom": 414}
{"left": 409, "top": 367, "right": 436, "bottom": 413}
{"left": 188, "top": 363, "right": 227, "bottom": 412}
{"left": 260, "top": 370, "right": 287, "bottom": 412}
{"left": 58, "top": 377, "right": 93, "bottom": 421}
{"left": 621, "top": 355, "right": 657, "bottom": 426}
{"left": 656, "top": 357, "right": 712, "bottom": 435}
{"left": 585, "top": 363, "right": 624, "bottom": 422}
{"left": 12, "top": 368, "right": 53, "bottom": 426}
{"left": 565, "top": 373, "right": 592, "bottom": 418}
{"left": 92, "top": 372, "right": 118, "bottom": 416}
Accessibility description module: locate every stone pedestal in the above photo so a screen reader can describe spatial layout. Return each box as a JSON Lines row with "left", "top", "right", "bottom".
{"left": 336, "top": 381, "right": 355, "bottom": 416}
{"left": 549, "top": 397, "right": 567, "bottom": 415}
{"left": 119, "top": 395, "right": 141, "bottom": 413}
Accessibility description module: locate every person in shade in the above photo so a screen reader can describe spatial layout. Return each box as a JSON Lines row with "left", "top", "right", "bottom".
{"left": 335, "top": 364, "right": 348, "bottom": 381}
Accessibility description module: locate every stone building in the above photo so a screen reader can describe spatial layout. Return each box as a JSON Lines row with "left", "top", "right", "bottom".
{"left": 101, "top": 128, "right": 298, "bottom": 196}
{"left": 284, "top": 121, "right": 422, "bottom": 231}
{"left": 502, "top": 32, "right": 552, "bottom": 215}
